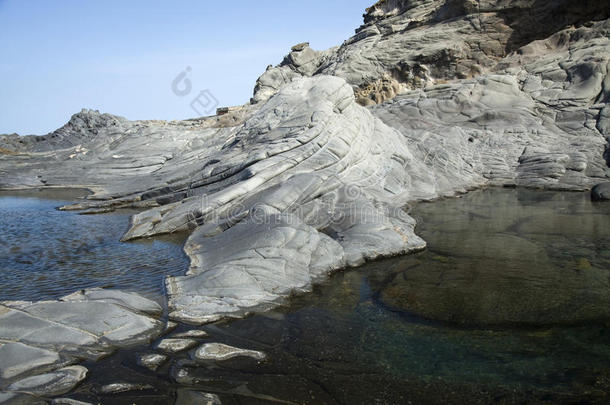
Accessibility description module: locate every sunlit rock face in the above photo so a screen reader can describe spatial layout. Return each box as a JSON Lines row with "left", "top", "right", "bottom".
{"left": 0, "top": 0, "right": 609, "bottom": 395}
{"left": 252, "top": 0, "right": 610, "bottom": 106}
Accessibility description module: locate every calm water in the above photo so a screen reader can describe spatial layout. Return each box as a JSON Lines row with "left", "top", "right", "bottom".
{"left": 0, "top": 189, "right": 189, "bottom": 301}
{"left": 64, "top": 188, "right": 610, "bottom": 404}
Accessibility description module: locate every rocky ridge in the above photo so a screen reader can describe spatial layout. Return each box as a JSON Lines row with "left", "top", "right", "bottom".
{"left": 1, "top": 0, "right": 610, "bottom": 401}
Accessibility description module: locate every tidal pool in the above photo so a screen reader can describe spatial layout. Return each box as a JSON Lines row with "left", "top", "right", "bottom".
{"left": 0, "top": 189, "right": 189, "bottom": 301}
{"left": 3, "top": 188, "right": 610, "bottom": 404}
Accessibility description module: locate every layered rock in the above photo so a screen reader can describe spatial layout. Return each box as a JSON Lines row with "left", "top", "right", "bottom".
{"left": 0, "top": 289, "right": 163, "bottom": 399}
{"left": 0, "top": 0, "right": 609, "bottom": 398}
{"left": 252, "top": 0, "right": 610, "bottom": 105}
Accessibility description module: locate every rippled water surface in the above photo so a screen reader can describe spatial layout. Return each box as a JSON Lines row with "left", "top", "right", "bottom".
{"left": 69, "top": 188, "right": 610, "bottom": 405}
{"left": 0, "top": 189, "right": 189, "bottom": 301}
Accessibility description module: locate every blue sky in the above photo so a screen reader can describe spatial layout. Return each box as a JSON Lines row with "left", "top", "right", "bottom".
{"left": 0, "top": 0, "right": 373, "bottom": 135}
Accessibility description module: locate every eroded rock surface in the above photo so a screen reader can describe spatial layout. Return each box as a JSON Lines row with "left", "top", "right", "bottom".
{"left": 193, "top": 343, "right": 266, "bottom": 362}
{"left": 0, "top": 289, "right": 163, "bottom": 398}
{"left": 0, "top": 0, "right": 609, "bottom": 398}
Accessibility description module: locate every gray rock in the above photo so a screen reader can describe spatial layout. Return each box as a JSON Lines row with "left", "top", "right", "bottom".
{"left": 60, "top": 288, "right": 162, "bottom": 316}
{"left": 291, "top": 42, "right": 309, "bottom": 52}
{"left": 0, "top": 392, "right": 47, "bottom": 405}
{"left": 171, "top": 330, "right": 209, "bottom": 338}
{"left": 98, "top": 382, "right": 154, "bottom": 395}
{"left": 6, "top": 366, "right": 88, "bottom": 396}
{"left": 251, "top": 0, "right": 610, "bottom": 106}
{"left": 175, "top": 389, "right": 222, "bottom": 405}
{"left": 592, "top": 182, "right": 610, "bottom": 201}
{"left": 51, "top": 398, "right": 94, "bottom": 405}
{"left": 0, "top": 342, "right": 62, "bottom": 380}
{"left": 137, "top": 353, "right": 168, "bottom": 371}
{"left": 155, "top": 338, "right": 198, "bottom": 354}
{"left": 193, "top": 343, "right": 265, "bottom": 362}
{"left": 0, "top": 290, "right": 162, "bottom": 397}
{"left": 0, "top": 1, "right": 608, "bottom": 392}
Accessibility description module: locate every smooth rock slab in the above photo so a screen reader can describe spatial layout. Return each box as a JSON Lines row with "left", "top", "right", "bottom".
{"left": 193, "top": 343, "right": 266, "bottom": 362}
{"left": 60, "top": 288, "right": 162, "bottom": 316}
{"left": 0, "top": 342, "right": 62, "bottom": 380}
{"left": 155, "top": 338, "right": 198, "bottom": 354}
{"left": 0, "top": 289, "right": 164, "bottom": 360}
{"left": 137, "top": 353, "right": 168, "bottom": 371}
{"left": 6, "top": 366, "right": 88, "bottom": 396}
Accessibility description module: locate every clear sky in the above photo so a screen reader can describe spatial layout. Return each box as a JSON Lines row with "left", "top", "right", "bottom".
{"left": 0, "top": 0, "right": 373, "bottom": 135}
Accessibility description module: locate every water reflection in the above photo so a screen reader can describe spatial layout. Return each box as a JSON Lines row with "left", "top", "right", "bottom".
{"left": 381, "top": 188, "right": 610, "bottom": 326}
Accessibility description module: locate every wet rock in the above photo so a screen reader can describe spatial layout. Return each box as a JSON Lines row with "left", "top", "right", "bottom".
{"left": 0, "top": 392, "right": 46, "bottom": 405}
{"left": 592, "top": 182, "right": 610, "bottom": 201}
{"left": 0, "top": 342, "right": 62, "bottom": 380}
{"left": 0, "top": 0, "right": 608, "bottom": 360}
{"left": 98, "top": 382, "right": 154, "bottom": 394}
{"left": 60, "top": 288, "right": 162, "bottom": 316}
{"left": 137, "top": 353, "right": 168, "bottom": 371}
{"left": 164, "top": 321, "right": 179, "bottom": 335}
{"left": 51, "top": 398, "right": 94, "bottom": 405}
{"left": 155, "top": 338, "right": 198, "bottom": 354}
{"left": 175, "top": 389, "right": 222, "bottom": 405}
{"left": 193, "top": 343, "right": 266, "bottom": 362}
{"left": 0, "top": 297, "right": 163, "bottom": 356}
{"left": 6, "top": 366, "right": 88, "bottom": 397}
{"left": 171, "top": 330, "right": 209, "bottom": 338}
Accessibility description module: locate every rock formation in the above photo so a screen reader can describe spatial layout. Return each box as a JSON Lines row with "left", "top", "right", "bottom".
{"left": 1, "top": 0, "right": 609, "bottom": 399}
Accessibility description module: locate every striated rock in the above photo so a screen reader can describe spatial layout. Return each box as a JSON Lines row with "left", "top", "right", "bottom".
{"left": 0, "top": 1, "right": 608, "bottom": 395}
{"left": 0, "top": 290, "right": 163, "bottom": 397}
{"left": 171, "top": 330, "right": 209, "bottom": 338}
{"left": 252, "top": 0, "right": 610, "bottom": 105}
{"left": 155, "top": 338, "right": 199, "bottom": 354}
{"left": 6, "top": 366, "right": 88, "bottom": 397}
{"left": 193, "top": 343, "right": 266, "bottom": 362}
{"left": 0, "top": 343, "right": 62, "bottom": 381}
{"left": 98, "top": 382, "right": 154, "bottom": 395}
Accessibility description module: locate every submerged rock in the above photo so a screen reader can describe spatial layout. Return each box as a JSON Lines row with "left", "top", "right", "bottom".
{"left": 193, "top": 343, "right": 266, "bottom": 362}
{"left": 175, "top": 389, "right": 222, "bottom": 405}
{"left": 592, "top": 182, "right": 610, "bottom": 201}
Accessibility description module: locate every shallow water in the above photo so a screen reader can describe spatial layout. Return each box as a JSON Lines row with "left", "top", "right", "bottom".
{"left": 2, "top": 188, "right": 609, "bottom": 403}
{"left": 0, "top": 189, "right": 189, "bottom": 301}
{"left": 63, "top": 188, "right": 610, "bottom": 404}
